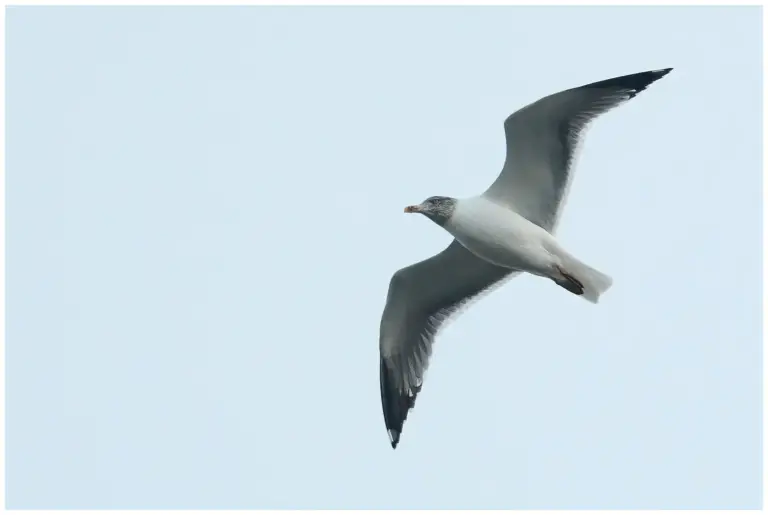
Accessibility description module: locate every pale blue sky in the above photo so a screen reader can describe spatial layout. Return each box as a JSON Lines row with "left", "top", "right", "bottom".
{"left": 6, "top": 5, "right": 762, "bottom": 509}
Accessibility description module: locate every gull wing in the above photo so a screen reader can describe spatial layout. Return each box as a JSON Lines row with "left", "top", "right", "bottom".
{"left": 484, "top": 68, "right": 672, "bottom": 232}
{"left": 379, "top": 240, "right": 519, "bottom": 448}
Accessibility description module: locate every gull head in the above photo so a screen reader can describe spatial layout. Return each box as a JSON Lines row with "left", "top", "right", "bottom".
{"left": 404, "top": 196, "right": 457, "bottom": 225}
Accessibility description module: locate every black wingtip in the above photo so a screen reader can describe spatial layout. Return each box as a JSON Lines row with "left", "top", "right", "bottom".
{"left": 380, "top": 357, "right": 417, "bottom": 450}
{"left": 582, "top": 67, "right": 673, "bottom": 97}
{"left": 650, "top": 67, "right": 674, "bottom": 81}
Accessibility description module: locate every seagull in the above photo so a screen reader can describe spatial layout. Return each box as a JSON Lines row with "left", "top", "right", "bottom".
{"left": 378, "top": 68, "right": 672, "bottom": 449}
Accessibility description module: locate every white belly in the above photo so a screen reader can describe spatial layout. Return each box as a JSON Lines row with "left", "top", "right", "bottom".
{"left": 443, "top": 197, "right": 558, "bottom": 275}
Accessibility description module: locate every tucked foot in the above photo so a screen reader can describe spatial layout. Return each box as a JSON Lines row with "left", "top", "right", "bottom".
{"left": 554, "top": 266, "right": 584, "bottom": 296}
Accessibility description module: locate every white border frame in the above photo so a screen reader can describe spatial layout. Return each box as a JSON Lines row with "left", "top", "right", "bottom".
{"left": 0, "top": 1, "right": 764, "bottom": 513}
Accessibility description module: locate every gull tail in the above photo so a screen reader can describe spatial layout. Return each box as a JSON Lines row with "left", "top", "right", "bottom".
{"left": 553, "top": 253, "right": 613, "bottom": 303}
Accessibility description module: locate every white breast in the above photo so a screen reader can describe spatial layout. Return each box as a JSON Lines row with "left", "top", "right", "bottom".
{"left": 443, "top": 196, "right": 556, "bottom": 274}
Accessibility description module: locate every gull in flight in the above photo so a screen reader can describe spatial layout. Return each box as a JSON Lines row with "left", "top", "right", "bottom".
{"left": 379, "top": 68, "right": 672, "bottom": 448}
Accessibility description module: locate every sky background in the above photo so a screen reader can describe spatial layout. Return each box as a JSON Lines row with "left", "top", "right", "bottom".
{"left": 6, "top": 5, "right": 762, "bottom": 509}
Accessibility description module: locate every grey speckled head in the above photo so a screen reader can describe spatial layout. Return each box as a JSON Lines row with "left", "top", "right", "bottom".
{"left": 404, "top": 196, "right": 457, "bottom": 226}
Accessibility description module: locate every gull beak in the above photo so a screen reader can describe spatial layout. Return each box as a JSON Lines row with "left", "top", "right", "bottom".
{"left": 404, "top": 205, "right": 421, "bottom": 213}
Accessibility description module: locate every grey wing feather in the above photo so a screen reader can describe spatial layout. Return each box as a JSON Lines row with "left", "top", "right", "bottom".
{"left": 379, "top": 240, "right": 519, "bottom": 448}
{"left": 485, "top": 68, "right": 672, "bottom": 232}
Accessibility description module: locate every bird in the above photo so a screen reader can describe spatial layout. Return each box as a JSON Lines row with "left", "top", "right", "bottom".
{"left": 378, "top": 68, "right": 672, "bottom": 449}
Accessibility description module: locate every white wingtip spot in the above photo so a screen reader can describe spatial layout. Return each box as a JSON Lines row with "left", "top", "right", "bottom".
{"left": 388, "top": 429, "right": 400, "bottom": 448}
